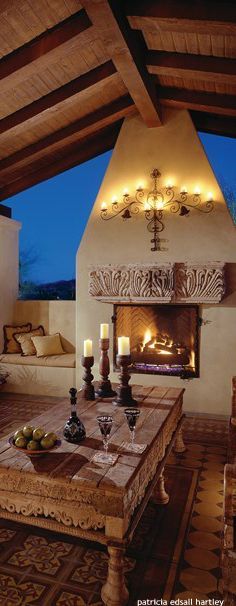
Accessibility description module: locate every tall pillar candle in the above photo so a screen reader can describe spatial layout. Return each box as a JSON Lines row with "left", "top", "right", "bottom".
{"left": 118, "top": 336, "right": 130, "bottom": 356}
{"left": 84, "top": 339, "right": 93, "bottom": 357}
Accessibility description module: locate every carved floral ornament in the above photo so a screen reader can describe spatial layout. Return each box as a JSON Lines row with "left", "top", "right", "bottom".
{"left": 89, "top": 263, "right": 225, "bottom": 304}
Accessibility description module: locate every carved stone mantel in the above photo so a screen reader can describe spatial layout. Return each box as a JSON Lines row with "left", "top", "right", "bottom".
{"left": 88, "top": 262, "right": 225, "bottom": 304}
{"left": 89, "top": 263, "right": 174, "bottom": 303}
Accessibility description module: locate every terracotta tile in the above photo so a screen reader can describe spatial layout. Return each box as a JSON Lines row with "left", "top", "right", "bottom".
{"left": 179, "top": 567, "right": 218, "bottom": 593}
{"left": 188, "top": 531, "right": 221, "bottom": 550}
{"left": 193, "top": 502, "right": 223, "bottom": 518}
{"left": 184, "top": 547, "right": 219, "bottom": 570}
{"left": 197, "top": 490, "right": 224, "bottom": 504}
{"left": 191, "top": 515, "right": 223, "bottom": 533}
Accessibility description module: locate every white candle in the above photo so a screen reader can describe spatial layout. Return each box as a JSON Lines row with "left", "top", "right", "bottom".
{"left": 118, "top": 336, "right": 130, "bottom": 356}
{"left": 100, "top": 323, "right": 109, "bottom": 339}
{"left": 84, "top": 339, "right": 93, "bottom": 357}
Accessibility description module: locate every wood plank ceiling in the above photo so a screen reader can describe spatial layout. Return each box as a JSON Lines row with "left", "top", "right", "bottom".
{"left": 0, "top": 0, "right": 235, "bottom": 201}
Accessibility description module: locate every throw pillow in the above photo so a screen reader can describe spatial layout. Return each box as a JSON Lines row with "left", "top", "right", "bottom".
{"left": 14, "top": 326, "right": 45, "bottom": 356}
{"left": 31, "top": 334, "right": 65, "bottom": 357}
{"left": 3, "top": 323, "right": 32, "bottom": 354}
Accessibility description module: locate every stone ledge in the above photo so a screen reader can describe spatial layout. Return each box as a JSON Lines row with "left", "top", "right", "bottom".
{"left": 88, "top": 262, "right": 225, "bottom": 304}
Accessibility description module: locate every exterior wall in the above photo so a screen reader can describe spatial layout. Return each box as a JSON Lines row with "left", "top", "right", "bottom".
{"left": 0, "top": 216, "right": 21, "bottom": 352}
{"left": 76, "top": 108, "right": 236, "bottom": 417}
{"left": 13, "top": 300, "right": 76, "bottom": 352}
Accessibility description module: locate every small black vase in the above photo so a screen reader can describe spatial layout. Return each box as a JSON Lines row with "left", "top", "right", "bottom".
{"left": 63, "top": 387, "right": 86, "bottom": 443}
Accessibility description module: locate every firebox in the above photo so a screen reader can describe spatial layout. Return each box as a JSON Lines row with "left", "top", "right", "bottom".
{"left": 113, "top": 304, "right": 200, "bottom": 378}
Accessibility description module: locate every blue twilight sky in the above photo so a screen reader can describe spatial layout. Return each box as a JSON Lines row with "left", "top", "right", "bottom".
{"left": 6, "top": 132, "right": 236, "bottom": 284}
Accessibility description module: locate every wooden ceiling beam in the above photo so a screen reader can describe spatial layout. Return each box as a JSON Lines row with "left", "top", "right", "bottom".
{"left": 190, "top": 111, "right": 236, "bottom": 139}
{"left": 126, "top": 0, "right": 236, "bottom": 35}
{"left": 0, "top": 95, "right": 136, "bottom": 182}
{"left": 159, "top": 87, "right": 236, "bottom": 116}
{"left": 0, "top": 60, "right": 116, "bottom": 135}
{"left": 80, "top": 0, "right": 161, "bottom": 127}
{"left": 0, "top": 121, "right": 123, "bottom": 202}
{"left": 0, "top": 10, "right": 93, "bottom": 95}
{"left": 147, "top": 51, "right": 236, "bottom": 85}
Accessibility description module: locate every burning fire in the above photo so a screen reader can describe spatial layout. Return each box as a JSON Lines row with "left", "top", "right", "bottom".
{"left": 143, "top": 329, "right": 172, "bottom": 354}
{"left": 143, "top": 329, "right": 152, "bottom": 346}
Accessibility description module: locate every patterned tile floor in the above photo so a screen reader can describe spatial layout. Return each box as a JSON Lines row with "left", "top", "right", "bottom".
{"left": 0, "top": 394, "right": 228, "bottom": 605}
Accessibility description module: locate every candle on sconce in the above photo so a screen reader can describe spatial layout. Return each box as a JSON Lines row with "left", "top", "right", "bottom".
{"left": 207, "top": 192, "right": 213, "bottom": 201}
{"left": 180, "top": 186, "right": 188, "bottom": 194}
{"left": 100, "top": 323, "right": 109, "bottom": 339}
{"left": 101, "top": 201, "right": 107, "bottom": 211}
{"left": 84, "top": 339, "right": 93, "bottom": 357}
{"left": 194, "top": 186, "right": 201, "bottom": 195}
{"left": 118, "top": 336, "right": 130, "bottom": 356}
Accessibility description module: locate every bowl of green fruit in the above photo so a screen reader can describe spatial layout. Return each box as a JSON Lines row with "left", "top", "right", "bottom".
{"left": 9, "top": 426, "right": 61, "bottom": 456}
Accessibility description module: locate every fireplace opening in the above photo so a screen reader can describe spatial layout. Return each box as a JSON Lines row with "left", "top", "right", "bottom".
{"left": 113, "top": 304, "right": 200, "bottom": 378}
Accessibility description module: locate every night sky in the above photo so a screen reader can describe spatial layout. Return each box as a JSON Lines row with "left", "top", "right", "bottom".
{"left": 7, "top": 132, "right": 236, "bottom": 285}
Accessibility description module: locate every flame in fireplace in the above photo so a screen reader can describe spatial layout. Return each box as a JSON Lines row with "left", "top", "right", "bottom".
{"left": 143, "top": 329, "right": 152, "bottom": 346}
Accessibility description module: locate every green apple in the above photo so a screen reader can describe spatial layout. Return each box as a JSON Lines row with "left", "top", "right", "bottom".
{"left": 15, "top": 436, "right": 28, "bottom": 449}
{"left": 13, "top": 429, "right": 24, "bottom": 442}
{"left": 23, "top": 426, "right": 34, "bottom": 439}
{"left": 40, "top": 437, "right": 55, "bottom": 450}
{"left": 44, "top": 432, "right": 57, "bottom": 444}
{"left": 27, "top": 440, "right": 39, "bottom": 451}
{"left": 33, "top": 427, "right": 45, "bottom": 442}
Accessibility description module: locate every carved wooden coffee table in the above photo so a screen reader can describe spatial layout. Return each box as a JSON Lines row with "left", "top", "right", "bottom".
{"left": 0, "top": 385, "right": 185, "bottom": 606}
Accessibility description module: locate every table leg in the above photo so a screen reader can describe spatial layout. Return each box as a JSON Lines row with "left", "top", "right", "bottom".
{"left": 153, "top": 471, "right": 169, "bottom": 505}
{"left": 101, "top": 545, "right": 129, "bottom": 606}
{"left": 174, "top": 427, "right": 186, "bottom": 453}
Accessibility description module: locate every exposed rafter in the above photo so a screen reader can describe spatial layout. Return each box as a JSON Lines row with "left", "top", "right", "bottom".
{"left": 0, "top": 61, "right": 117, "bottom": 135}
{"left": 126, "top": 0, "right": 236, "bottom": 35}
{"left": 0, "top": 96, "right": 136, "bottom": 185}
{"left": 0, "top": 121, "right": 123, "bottom": 202}
{"left": 159, "top": 87, "right": 236, "bottom": 116}
{"left": 190, "top": 111, "right": 236, "bottom": 139}
{"left": 0, "top": 10, "right": 93, "bottom": 95}
{"left": 80, "top": 0, "right": 162, "bottom": 127}
{"left": 147, "top": 51, "right": 236, "bottom": 85}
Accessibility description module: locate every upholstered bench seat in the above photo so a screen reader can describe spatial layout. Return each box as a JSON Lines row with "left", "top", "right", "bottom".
{"left": 0, "top": 353, "right": 75, "bottom": 368}
{"left": 0, "top": 353, "right": 76, "bottom": 396}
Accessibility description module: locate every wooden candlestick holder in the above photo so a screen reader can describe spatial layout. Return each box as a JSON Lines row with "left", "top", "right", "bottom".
{"left": 95, "top": 338, "right": 116, "bottom": 398}
{"left": 113, "top": 354, "right": 137, "bottom": 407}
{"left": 81, "top": 355, "right": 95, "bottom": 400}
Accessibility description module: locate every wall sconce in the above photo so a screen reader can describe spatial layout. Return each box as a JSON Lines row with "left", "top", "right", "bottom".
{"left": 100, "top": 169, "right": 214, "bottom": 252}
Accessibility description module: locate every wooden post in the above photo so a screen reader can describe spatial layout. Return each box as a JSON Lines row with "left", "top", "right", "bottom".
{"left": 101, "top": 545, "right": 129, "bottom": 606}
{"left": 174, "top": 427, "right": 186, "bottom": 453}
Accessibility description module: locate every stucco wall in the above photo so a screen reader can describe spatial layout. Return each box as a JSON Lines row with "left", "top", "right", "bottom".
{"left": 0, "top": 216, "right": 21, "bottom": 352}
{"left": 76, "top": 109, "right": 236, "bottom": 416}
{"left": 13, "top": 300, "right": 75, "bottom": 352}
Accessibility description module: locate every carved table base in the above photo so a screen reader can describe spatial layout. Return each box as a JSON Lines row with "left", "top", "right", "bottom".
{"left": 174, "top": 427, "right": 186, "bottom": 453}
{"left": 101, "top": 546, "right": 129, "bottom": 606}
{"left": 153, "top": 471, "right": 170, "bottom": 505}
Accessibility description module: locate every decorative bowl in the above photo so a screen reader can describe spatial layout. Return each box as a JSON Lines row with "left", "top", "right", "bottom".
{"left": 9, "top": 436, "right": 61, "bottom": 457}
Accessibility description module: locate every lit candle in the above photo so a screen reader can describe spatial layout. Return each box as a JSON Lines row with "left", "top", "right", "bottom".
{"left": 180, "top": 186, "right": 187, "bottom": 194}
{"left": 123, "top": 188, "right": 129, "bottom": 196}
{"left": 194, "top": 186, "right": 201, "bottom": 195}
{"left": 84, "top": 339, "right": 93, "bottom": 357}
{"left": 101, "top": 201, "right": 107, "bottom": 211}
{"left": 118, "top": 336, "right": 130, "bottom": 356}
{"left": 156, "top": 200, "right": 164, "bottom": 210}
{"left": 100, "top": 323, "right": 109, "bottom": 339}
{"left": 207, "top": 191, "right": 213, "bottom": 201}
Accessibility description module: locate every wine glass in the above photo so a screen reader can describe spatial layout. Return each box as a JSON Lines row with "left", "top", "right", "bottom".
{"left": 96, "top": 415, "right": 114, "bottom": 464}
{"left": 124, "top": 408, "right": 140, "bottom": 451}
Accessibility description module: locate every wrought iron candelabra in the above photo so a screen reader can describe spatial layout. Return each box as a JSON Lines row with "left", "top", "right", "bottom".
{"left": 100, "top": 168, "right": 214, "bottom": 252}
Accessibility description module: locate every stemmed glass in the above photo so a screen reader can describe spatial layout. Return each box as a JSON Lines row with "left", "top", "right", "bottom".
{"left": 96, "top": 415, "right": 114, "bottom": 464}
{"left": 124, "top": 408, "right": 140, "bottom": 451}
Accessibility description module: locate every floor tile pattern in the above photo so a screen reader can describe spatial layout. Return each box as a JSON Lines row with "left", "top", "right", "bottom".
{"left": 0, "top": 395, "right": 228, "bottom": 605}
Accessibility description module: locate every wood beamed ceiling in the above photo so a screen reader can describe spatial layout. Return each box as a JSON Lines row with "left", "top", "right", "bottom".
{"left": 0, "top": 0, "right": 235, "bottom": 201}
